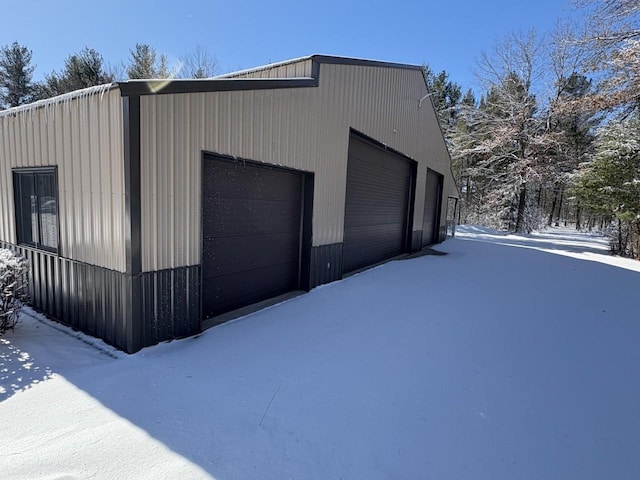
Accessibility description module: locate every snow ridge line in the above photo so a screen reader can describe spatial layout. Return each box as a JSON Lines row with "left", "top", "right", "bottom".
{"left": 21, "top": 308, "right": 122, "bottom": 360}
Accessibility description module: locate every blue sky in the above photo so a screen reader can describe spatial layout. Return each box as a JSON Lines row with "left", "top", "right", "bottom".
{"left": 2, "top": 0, "right": 580, "bottom": 94}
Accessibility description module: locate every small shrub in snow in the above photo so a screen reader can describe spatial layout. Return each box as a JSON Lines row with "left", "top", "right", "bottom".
{"left": 0, "top": 249, "right": 29, "bottom": 335}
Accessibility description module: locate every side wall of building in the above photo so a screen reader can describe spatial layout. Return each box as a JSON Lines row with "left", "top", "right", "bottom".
{"left": 0, "top": 61, "right": 455, "bottom": 352}
{"left": 139, "top": 62, "right": 453, "bottom": 275}
{"left": 0, "top": 88, "right": 127, "bottom": 271}
{"left": 0, "top": 88, "right": 143, "bottom": 350}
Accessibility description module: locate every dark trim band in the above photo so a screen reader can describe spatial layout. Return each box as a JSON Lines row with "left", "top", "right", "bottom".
{"left": 118, "top": 78, "right": 317, "bottom": 97}
{"left": 312, "top": 55, "right": 422, "bottom": 71}
{"left": 123, "top": 96, "right": 142, "bottom": 275}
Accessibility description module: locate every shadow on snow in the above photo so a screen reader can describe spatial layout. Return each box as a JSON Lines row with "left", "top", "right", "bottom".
{"left": 2, "top": 230, "right": 640, "bottom": 480}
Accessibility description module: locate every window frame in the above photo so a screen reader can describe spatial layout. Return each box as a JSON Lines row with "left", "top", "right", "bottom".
{"left": 12, "top": 167, "right": 60, "bottom": 254}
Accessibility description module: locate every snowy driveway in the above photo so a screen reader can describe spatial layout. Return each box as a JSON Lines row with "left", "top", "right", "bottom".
{"left": 1, "top": 227, "right": 639, "bottom": 480}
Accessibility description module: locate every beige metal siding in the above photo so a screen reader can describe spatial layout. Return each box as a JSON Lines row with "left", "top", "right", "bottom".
{"left": 0, "top": 88, "right": 126, "bottom": 272}
{"left": 140, "top": 62, "right": 453, "bottom": 271}
{"left": 219, "top": 58, "right": 313, "bottom": 79}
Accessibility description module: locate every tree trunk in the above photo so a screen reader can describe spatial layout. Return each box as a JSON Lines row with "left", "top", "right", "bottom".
{"left": 618, "top": 218, "right": 624, "bottom": 254}
{"left": 555, "top": 186, "right": 564, "bottom": 226}
{"left": 515, "top": 183, "right": 527, "bottom": 233}
{"left": 575, "top": 204, "right": 582, "bottom": 230}
{"left": 548, "top": 187, "right": 558, "bottom": 226}
{"left": 536, "top": 185, "right": 543, "bottom": 207}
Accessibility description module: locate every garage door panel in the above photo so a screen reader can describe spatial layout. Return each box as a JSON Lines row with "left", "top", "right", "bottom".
{"left": 343, "top": 226, "right": 405, "bottom": 267}
{"left": 202, "top": 233, "right": 300, "bottom": 277}
{"left": 345, "top": 198, "right": 408, "bottom": 211}
{"left": 343, "top": 135, "right": 413, "bottom": 273}
{"left": 349, "top": 149, "right": 407, "bottom": 172}
{"left": 346, "top": 185, "right": 410, "bottom": 204}
{"left": 202, "top": 261, "right": 299, "bottom": 318}
{"left": 347, "top": 163, "right": 411, "bottom": 187}
{"left": 344, "top": 211, "right": 408, "bottom": 227}
{"left": 423, "top": 169, "right": 443, "bottom": 246}
{"left": 202, "top": 198, "right": 301, "bottom": 237}
{"left": 343, "top": 224, "right": 405, "bottom": 248}
{"left": 347, "top": 175, "right": 409, "bottom": 197}
{"left": 202, "top": 155, "right": 303, "bottom": 319}
{"left": 203, "top": 160, "right": 301, "bottom": 202}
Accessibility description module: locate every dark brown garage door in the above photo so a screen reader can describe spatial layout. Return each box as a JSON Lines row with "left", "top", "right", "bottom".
{"left": 343, "top": 134, "right": 414, "bottom": 273}
{"left": 423, "top": 169, "right": 443, "bottom": 246}
{"left": 202, "top": 155, "right": 303, "bottom": 319}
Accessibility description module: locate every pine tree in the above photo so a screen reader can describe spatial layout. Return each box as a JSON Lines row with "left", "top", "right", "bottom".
{"left": 126, "top": 43, "right": 172, "bottom": 79}
{"left": 543, "top": 73, "right": 601, "bottom": 226}
{"left": 422, "top": 64, "right": 462, "bottom": 130}
{"left": 575, "top": 119, "right": 640, "bottom": 257}
{"left": 0, "top": 42, "right": 35, "bottom": 109}
{"left": 128, "top": 44, "right": 158, "bottom": 79}
{"left": 450, "top": 89, "right": 482, "bottom": 217}
{"left": 35, "top": 47, "right": 113, "bottom": 99}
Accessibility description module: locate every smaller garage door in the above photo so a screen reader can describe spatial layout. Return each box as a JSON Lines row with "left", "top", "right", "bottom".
{"left": 343, "top": 134, "right": 414, "bottom": 273}
{"left": 423, "top": 169, "right": 443, "bottom": 246}
{"left": 202, "top": 156, "right": 304, "bottom": 319}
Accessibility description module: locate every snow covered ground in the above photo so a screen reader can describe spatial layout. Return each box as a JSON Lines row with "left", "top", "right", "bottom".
{"left": 1, "top": 226, "right": 639, "bottom": 480}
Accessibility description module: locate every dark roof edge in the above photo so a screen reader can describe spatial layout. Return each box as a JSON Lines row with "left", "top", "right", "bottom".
{"left": 311, "top": 55, "right": 423, "bottom": 71}
{"left": 216, "top": 55, "right": 423, "bottom": 80}
{"left": 117, "top": 77, "right": 318, "bottom": 97}
{"left": 117, "top": 55, "right": 424, "bottom": 97}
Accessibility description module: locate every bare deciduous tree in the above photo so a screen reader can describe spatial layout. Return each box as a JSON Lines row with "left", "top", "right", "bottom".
{"left": 460, "top": 30, "right": 550, "bottom": 232}
{"left": 572, "top": 0, "right": 640, "bottom": 114}
{"left": 180, "top": 45, "right": 219, "bottom": 79}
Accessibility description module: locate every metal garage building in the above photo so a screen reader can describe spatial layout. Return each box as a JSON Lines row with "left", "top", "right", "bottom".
{"left": 0, "top": 55, "right": 457, "bottom": 352}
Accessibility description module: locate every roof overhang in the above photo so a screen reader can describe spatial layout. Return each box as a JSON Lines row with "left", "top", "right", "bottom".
{"left": 116, "top": 77, "right": 317, "bottom": 97}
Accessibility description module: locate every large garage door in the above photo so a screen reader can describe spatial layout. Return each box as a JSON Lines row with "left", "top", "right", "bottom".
{"left": 343, "top": 134, "right": 414, "bottom": 273}
{"left": 202, "top": 155, "right": 303, "bottom": 319}
{"left": 423, "top": 169, "right": 443, "bottom": 246}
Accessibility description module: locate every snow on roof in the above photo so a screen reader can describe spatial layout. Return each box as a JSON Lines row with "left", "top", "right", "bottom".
{"left": 0, "top": 55, "right": 423, "bottom": 120}
{"left": 217, "top": 54, "right": 422, "bottom": 79}
{"left": 215, "top": 55, "right": 314, "bottom": 79}
{"left": 0, "top": 83, "right": 116, "bottom": 119}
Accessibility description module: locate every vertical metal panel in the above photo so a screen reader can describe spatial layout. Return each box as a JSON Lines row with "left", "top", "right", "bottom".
{"left": 309, "top": 243, "right": 343, "bottom": 288}
{"left": 139, "top": 62, "right": 453, "bottom": 272}
{"left": 0, "top": 240, "right": 199, "bottom": 352}
{"left": 139, "top": 266, "right": 200, "bottom": 346}
{"left": 0, "top": 241, "right": 129, "bottom": 349}
{"left": 219, "top": 58, "right": 313, "bottom": 79}
{"left": 411, "top": 230, "right": 423, "bottom": 253}
{"left": 0, "top": 88, "right": 127, "bottom": 272}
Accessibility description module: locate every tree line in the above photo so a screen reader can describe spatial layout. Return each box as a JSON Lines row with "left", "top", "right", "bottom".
{"left": 1, "top": 0, "right": 638, "bottom": 259}
{"left": 0, "top": 43, "right": 218, "bottom": 108}
{"left": 424, "top": 0, "right": 639, "bottom": 259}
